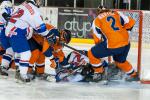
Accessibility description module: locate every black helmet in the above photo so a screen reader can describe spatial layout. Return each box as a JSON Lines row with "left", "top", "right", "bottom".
{"left": 60, "top": 29, "right": 71, "bottom": 44}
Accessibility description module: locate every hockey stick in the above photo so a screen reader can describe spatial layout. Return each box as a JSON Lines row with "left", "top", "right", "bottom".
{"left": 62, "top": 43, "right": 87, "bottom": 56}
{"left": 63, "top": 67, "right": 84, "bottom": 79}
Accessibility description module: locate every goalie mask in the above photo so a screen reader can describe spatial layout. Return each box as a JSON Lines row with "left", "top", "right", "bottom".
{"left": 59, "top": 29, "right": 71, "bottom": 44}
{"left": 26, "top": 0, "right": 44, "bottom": 7}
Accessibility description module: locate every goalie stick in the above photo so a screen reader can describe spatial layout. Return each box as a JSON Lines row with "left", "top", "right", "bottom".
{"left": 60, "top": 67, "right": 84, "bottom": 82}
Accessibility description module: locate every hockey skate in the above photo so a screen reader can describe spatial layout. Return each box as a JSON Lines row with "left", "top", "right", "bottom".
{"left": 36, "top": 73, "right": 49, "bottom": 80}
{"left": 107, "top": 63, "right": 125, "bottom": 80}
{"left": 92, "top": 61, "right": 109, "bottom": 84}
{"left": 36, "top": 73, "right": 56, "bottom": 82}
{"left": 92, "top": 73, "right": 103, "bottom": 82}
{"left": 15, "top": 70, "right": 30, "bottom": 83}
{"left": 27, "top": 73, "right": 36, "bottom": 80}
{"left": 27, "top": 68, "right": 36, "bottom": 80}
{"left": 125, "top": 73, "right": 140, "bottom": 82}
{"left": 0, "top": 66, "right": 8, "bottom": 76}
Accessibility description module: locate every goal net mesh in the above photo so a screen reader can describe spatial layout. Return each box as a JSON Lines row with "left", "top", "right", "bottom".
{"left": 120, "top": 10, "right": 150, "bottom": 83}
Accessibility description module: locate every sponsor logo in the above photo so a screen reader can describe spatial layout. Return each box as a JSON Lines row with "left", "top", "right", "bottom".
{"left": 64, "top": 18, "right": 91, "bottom": 38}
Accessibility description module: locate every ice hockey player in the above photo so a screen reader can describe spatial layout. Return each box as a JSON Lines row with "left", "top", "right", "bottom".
{"left": 87, "top": 5, "right": 139, "bottom": 82}
{"left": 54, "top": 49, "right": 124, "bottom": 83}
{"left": 27, "top": 37, "right": 45, "bottom": 80}
{"left": 26, "top": 29, "right": 46, "bottom": 80}
{"left": 2, "top": 0, "right": 56, "bottom": 83}
{"left": 54, "top": 50, "right": 114, "bottom": 83}
{"left": 27, "top": 23, "right": 72, "bottom": 80}
{"left": 55, "top": 51, "right": 92, "bottom": 82}
{"left": 42, "top": 24, "right": 72, "bottom": 70}
{"left": 0, "top": 0, "right": 15, "bottom": 76}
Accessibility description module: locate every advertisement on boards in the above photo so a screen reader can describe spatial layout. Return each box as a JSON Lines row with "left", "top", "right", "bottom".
{"left": 58, "top": 8, "right": 97, "bottom": 38}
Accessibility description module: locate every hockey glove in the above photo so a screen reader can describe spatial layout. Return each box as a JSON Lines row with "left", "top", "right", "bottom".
{"left": 45, "top": 29, "right": 59, "bottom": 45}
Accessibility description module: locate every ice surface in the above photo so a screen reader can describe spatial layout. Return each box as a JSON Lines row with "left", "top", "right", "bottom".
{"left": 0, "top": 43, "right": 150, "bottom": 100}
{"left": 1, "top": 73, "right": 150, "bottom": 100}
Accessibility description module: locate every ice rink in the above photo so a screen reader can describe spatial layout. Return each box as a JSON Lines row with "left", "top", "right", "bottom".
{"left": 0, "top": 43, "right": 150, "bottom": 100}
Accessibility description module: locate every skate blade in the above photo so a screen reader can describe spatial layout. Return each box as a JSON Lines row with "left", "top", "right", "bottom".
{"left": 15, "top": 79, "right": 31, "bottom": 85}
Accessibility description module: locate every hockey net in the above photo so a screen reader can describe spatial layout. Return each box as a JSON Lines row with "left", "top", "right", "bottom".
{"left": 119, "top": 10, "right": 150, "bottom": 83}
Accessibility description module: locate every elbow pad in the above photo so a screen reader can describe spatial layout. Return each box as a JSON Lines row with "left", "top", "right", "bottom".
{"left": 35, "top": 23, "right": 48, "bottom": 36}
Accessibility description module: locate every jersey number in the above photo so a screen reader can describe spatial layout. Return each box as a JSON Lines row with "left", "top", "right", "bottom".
{"left": 10, "top": 9, "right": 24, "bottom": 23}
{"left": 107, "top": 16, "right": 119, "bottom": 31}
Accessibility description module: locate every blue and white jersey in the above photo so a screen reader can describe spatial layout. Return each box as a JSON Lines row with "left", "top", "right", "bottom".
{"left": 5, "top": 2, "right": 48, "bottom": 37}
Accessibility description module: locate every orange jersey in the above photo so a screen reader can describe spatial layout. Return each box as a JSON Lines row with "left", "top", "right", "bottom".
{"left": 32, "top": 23, "right": 55, "bottom": 46}
{"left": 32, "top": 34, "right": 44, "bottom": 46}
{"left": 43, "top": 39, "right": 65, "bottom": 62}
{"left": 42, "top": 24, "right": 65, "bottom": 62}
{"left": 91, "top": 11, "right": 135, "bottom": 48}
{"left": 32, "top": 23, "right": 57, "bottom": 52}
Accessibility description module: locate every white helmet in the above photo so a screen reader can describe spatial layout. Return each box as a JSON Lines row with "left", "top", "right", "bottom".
{"left": 0, "top": 0, "right": 13, "bottom": 9}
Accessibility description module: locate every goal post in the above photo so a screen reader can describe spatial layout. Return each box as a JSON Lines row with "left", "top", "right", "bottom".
{"left": 118, "top": 10, "right": 150, "bottom": 83}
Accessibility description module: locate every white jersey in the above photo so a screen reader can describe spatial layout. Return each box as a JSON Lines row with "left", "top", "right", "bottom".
{"left": 5, "top": 2, "right": 48, "bottom": 36}
{"left": 57, "top": 51, "right": 89, "bottom": 82}
{"left": 68, "top": 51, "right": 89, "bottom": 67}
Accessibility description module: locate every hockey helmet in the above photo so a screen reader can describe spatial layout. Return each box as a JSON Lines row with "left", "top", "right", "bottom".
{"left": 0, "top": 0, "right": 13, "bottom": 9}
{"left": 60, "top": 29, "right": 71, "bottom": 44}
